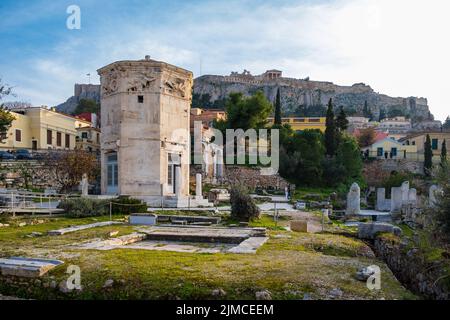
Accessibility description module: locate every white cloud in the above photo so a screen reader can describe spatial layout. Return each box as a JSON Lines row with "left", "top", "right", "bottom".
{"left": 5, "top": 0, "right": 450, "bottom": 120}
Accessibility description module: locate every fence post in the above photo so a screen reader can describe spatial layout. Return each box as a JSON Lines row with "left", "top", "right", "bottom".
{"left": 11, "top": 192, "right": 15, "bottom": 218}
{"left": 109, "top": 202, "right": 112, "bottom": 221}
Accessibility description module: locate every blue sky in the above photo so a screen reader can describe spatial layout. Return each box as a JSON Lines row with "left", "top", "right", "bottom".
{"left": 1, "top": 0, "right": 449, "bottom": 120}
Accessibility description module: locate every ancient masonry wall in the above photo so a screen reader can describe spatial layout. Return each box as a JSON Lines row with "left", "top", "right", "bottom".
{"left": 374, "top": 236, "right": 449, "bottom": 300}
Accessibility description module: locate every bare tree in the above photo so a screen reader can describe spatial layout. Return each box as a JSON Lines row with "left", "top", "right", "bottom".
{"left": 43, "top": 150, "right": 100, "bottom": 193}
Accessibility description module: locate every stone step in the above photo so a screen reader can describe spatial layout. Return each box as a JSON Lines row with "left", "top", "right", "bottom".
{"left": 0, "top": 257, "right": 64, "bottom": 278}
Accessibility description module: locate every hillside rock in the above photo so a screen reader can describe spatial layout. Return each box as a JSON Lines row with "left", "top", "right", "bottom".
{"left": 193, "top": 71, "right": 432, "bottom": 121}
{"left": 56, "top": 84, "right": 100, "bottom": 114}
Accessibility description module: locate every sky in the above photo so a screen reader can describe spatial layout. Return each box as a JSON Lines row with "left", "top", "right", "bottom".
{"left": 0, "top": 0, "right": 449, "bottom": 120}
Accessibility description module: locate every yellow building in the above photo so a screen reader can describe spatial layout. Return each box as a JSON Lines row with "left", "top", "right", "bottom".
{"left": 401, "top": 132, "right": 450, "bottom": 162}
{"left": 76, "top": 126, "right": 101, "bottom": 154}
{"left": 362, "top": 137, "right": 418, "bottom": 160}
{"left": 0, "top": 107, "right": 91, "bottom": 151}
{"left": 267, "top": 117, "right": 326, "bottom": 132}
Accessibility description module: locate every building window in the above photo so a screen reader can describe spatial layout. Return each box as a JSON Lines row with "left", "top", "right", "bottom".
{"left": 138, "top": 95, "right": 144, "bottom": 103}
{"left": 167, "top": 164, "right": 173, "bottom": 186}
{"left": 432, "top": 139, "right": 439, "bottom": 150}
{"left": 377, "top": 147, "right": 384, "bottom": 157}
{"left": 15, "top": 129, "right": 22, "bottom": 142}
{"left": 82, "top": 132, "right": 88, "bottom": 139}
{"left": 391, "top": 148, "right": 397, "bottom": 157}
{"left": 47, "top": 130, "right": 52, "bottom": 145}
{"left": 56, "top": 132, "right": 62, "bottom": 146}
{"left": 65, "top": 134, "right": 70, "bottom": 148}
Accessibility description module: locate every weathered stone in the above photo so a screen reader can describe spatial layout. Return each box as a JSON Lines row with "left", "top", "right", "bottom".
{"left": 328, "top": 288, "right": 343, "bottom": 299}
{"left": 80, "top": 173, "right": 89, "bottom": 197}
{"left": 355, "top": 266, "right": 377, "bottom": 281}
{"left": 358, "top": 222, "right": 402, "bottom": 240}
{"left": 0, "top": 257, "right": 64, "bottom": 278}
{"left": 194, "top": 73, "right": 432, "bottom": 120}
{"left": 129, "top": 214, "right": 157, "bottom": 226}
{"left": 429, "top": 185, "right": 442, "bottom": 208}
{"left": 103, "top": 279, "right": 114, "bottom": 288}
{"left": 376, "top": 188, "right": 391, "bottom": 212}
{"left": 48, "top": 221, "right": 122, "bottom": 236}
{"left": 408, "top": 188, "right": 417, "bottom": 205}
{"left": 211, "top": 288, "right": 226, "bottom": 297}
{"left": 255, "top": 290, "right": 272, "bottom": 300}
{"left": 109, "top": 231, "right": 119, "bottom": 237}
{"left": 401, "top": 181, "right": 410, "bottom": 202}
{"left": 98, "top": 57, "right": 193, "bottom": 205}
{"left": 391, "top": 187, "right": 403, "bottom": 213}
{"left": 195, "top": 173, "right": 202, "bottom": 199}
{"left": 290, "top": 220, "right": 311, "bottom": 233}
{"left": 346, "top": 183, "right": 361, "bottom": 215}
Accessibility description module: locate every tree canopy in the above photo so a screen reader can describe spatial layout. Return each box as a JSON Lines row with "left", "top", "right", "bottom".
{"left": 0, "top": 78, "right": 16, "bottom": 142}
{"left": 73, "top": 98, "right": 100, "bottom": 115}
{"left": 214, "top": 91, "right": 273, "bottom": 131}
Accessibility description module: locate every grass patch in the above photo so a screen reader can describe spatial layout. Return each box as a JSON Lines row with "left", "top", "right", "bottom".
{"left": 0, "top": 215, "right": 417, "bottom": 300}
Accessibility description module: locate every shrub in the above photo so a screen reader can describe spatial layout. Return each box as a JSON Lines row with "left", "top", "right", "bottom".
{"left": 111, "top": 196, "right": 148, "bottom": 215}
{"left": 58, "top": 196, "right": 148, "bottom": 218}
{"left": 230, "top": 185, "right": 260, "bottom": 221}
{"left": 58, "top": 198, "right": 109, "bottom": 218}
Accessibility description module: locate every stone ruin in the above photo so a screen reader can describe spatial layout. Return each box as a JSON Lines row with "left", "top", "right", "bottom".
{"left": 374, "top": 181, "right": 444, "bottom": 228}
{"left": 346, "top": 182, "right": 361, "bottom": 215}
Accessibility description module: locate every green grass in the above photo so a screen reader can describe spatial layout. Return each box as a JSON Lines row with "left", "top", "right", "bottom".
{"left": 291, "top": 187, "right": 335, "bottom": 202}
{"left": 0, "top": 214, "right": 417, "bottom": 300}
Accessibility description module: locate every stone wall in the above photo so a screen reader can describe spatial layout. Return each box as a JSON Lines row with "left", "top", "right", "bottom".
{"left": 0, "top": 161, "right": 54, "bottom": 190}
{"left": 373, "top": 236, "right": 449, "bottom": 300}
{"left": 221, "top": 166, "right": 288, "bottom": 190}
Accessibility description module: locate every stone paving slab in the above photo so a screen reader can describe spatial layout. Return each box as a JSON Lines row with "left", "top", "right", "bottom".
{"left": 228, "top": 237, "right": 269, "bottom": 254}
{"left": 78, "top": 226, "right": 269, "bottom": 254}
{"left": 78, "top": 233, "right": 147, "bottom": 250}
{"left": 48, "top": 221, "right": 122, "bottom": 236}
{"left": 0, "top": 257, "right": 64, "bottom": 278}
{"left": 137, "top": 225, "right": 266, "bottom": 244}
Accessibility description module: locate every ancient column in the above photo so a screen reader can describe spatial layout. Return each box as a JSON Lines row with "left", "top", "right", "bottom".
{"left": 175, "top": 166, "right": 182, "bottom": 197}
{"left": 376, "top": 188, "right": 387, "bottom": 211}
{"left": 408, "top": 188, "right": 417, "bottom": 206}
{"left": 80, "top": 173, "right": 89, "bottom": 197}
{"left": 401, "top": 181, "right": 410, "bottom": 205}
{"left": 195, "top": 173, "right": 202, "bottom": 199}
{"left": 346, "top": 182, "right": 361, "bottom": 215}
{"left": 390, "top": 187, "right": 403, "bottom": 213}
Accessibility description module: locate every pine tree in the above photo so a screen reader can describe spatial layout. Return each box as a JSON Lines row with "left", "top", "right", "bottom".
{"left": 274, "top": 88, "right": 282, "bottom": 126}
{"left": 424, "top": 134, "right": 433, "bottom": 176}
{"left": 441, "top": 140, "right": 448, "bottom": 168}
{"left": 336, "top": 106, "right": 349, "bottom": 132}
{"left": 325, "top": 98, "right": 337, "bottom": 157}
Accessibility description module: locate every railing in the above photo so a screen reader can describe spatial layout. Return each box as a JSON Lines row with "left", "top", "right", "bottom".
{"left": 0, "top": 191, "right": 81, "bottom": 217}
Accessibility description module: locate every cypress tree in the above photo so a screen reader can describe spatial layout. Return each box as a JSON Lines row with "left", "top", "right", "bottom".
{"left": 441, "top": 140, "right": 448, "bottom": 168}
{"left": 336, "top": 106, "right": 349, "bottom": 132}
{"left": 274, "top": 88, "right": 282, "bottom": 125}
{"left": 424, "top": 134, "right": 433, "bottom": 176}
{"left": 325, "top": 98, "right": 337, "bottom": 157}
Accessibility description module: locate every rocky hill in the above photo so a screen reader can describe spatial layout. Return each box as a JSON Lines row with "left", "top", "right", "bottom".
{"left": 56, "top": 71, "right": 433, "bottom": 122}
{"left": 193, "top": 70, "right": 433, "bottom": 121}
{"left": 56, "top": 84, "right": 100, "bottom": 114}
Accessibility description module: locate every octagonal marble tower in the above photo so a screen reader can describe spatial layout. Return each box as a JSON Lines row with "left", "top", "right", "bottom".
{"left": 98, "top": 56, "right": 193, "bottom": 206}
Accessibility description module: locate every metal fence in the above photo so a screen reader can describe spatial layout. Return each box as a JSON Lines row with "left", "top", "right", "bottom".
{"left": 0, "top": 191, "right": 80, "bottom": 216}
